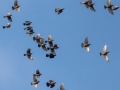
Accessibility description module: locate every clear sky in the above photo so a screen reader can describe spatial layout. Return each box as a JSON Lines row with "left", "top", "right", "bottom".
{"left": 0, "top": 0, "right": 120, "bottom": 90}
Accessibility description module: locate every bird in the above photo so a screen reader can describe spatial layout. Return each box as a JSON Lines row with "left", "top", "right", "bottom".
{"left": 33, "top": 70, "right": 42, "bottom": 78}
{"left": 4, "top": 13, "right": 12, "bottom": 22}
{"left": 104, "top": 0, "right": 114, "bottom": 15}
{"left": 55, "top": 8, "right": 64, "bottom": 14}
{"left": 24, "top": 26, "right": 33, "bottom": 30}
{"left": 100, "top": 45, "right": 109, "bottom": 62}
{"left": 24, "top": 48, "right": 33, "bottom": 60}
{"left": 23, "top": 21, "right": 32, "bottom": 26}
{"left": 81, "top": 37, "right": 91, "bottom": 52}
{"left": 31, "top": 76, "right": 40, "bottom": 88}
{"left": 46, "top": 80, "right": 56, "bottom": 88}
{"left": 26, "top": 29, "right": 35, "bottom": 36}
{"left": 80, "top": 0, "right": 96, "bottom": 12}
{"left": 3, "top": 23, "right": 11, "bottom": 29}
{"left": 12, "top": 0, "right": 20, "bottom": 12}
{"left": 60, "top": 83, "right": 65, "bottom": 90}
{"left": 38, "top": 37, "right": 47, "bottom": 51}
{"left": 33, "top": 34, "right": 41, "bottom": 44}
{"left": 112, "top": 6, "right": 119, "bottom": 10}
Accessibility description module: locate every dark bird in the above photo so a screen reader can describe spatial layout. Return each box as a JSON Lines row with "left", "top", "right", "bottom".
{"left": 31, "top": 76, "right": 40, "bottom": 88}
{"left": 112, "top": 6, "right": 119, "bottom": 10}
{"left": 3, "top": 23, "right": 11, "bottom": 29}
{"left": 4, "top": 13, "right": 12, "bottom": 22}
{"left": 33, "top": 70, "right": 42, "bottom": 78}
{"left": 104, "top": 0, "right": 114, "bottom": 15}
{"left": 46, "top": 80, "right": 56, "bottom": 88}
{"left": 12, "top": 0, "right": 20, "bottom": 12}
{"left": 100, "top": 45, "right": 109, "bottom": 62}
{"left": 26, "top": 29, "right": 35, "bottom": 36}
{"left": 24, "top": 26, "right": 33, "bottom": 30}
{"left": 81, "top": 37, "right": 91, "bottom": 52}
{"left": 23, "top": 21, "right": 32, "bottom": 26}
{"left": 38, "top": 37, "right": 47, "bottom": 51}
{"left": 24, "top": 48, "right": 33, "bottom": 60}
{"left": 55, "top": 8, "right": 64, "bottom": 14}
{"left": 33, "top": 34, "right": 41, "bottom": 44}
{"left": 80, "top": 0, "right": 95, "bottom": 11}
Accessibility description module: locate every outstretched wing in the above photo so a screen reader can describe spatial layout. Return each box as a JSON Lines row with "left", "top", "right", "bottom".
{"left": 85, "top": 47, "right": 90, "bottom": 52}
{"left": 84, "top": 37, "right": 88, "bottom": 44}
{"left": 33, "top": 77, "right": 37, "bottom": 82}
{"left": 107, "top": 0, "right": 111, "bottom": 6}
{"left": 48, "top": 35, "right": 52, "bottom": 41}
{"left": 8, "top": 17, "right": 12, "bottom": 22}
{"left": 90, "top": 5, "right": 96, "bottom": 12}
{"left": 42, "top": 46, "right": 47, "bottom": 51}
{"left": 103, "top": 45, "right": 107, "bottom": 53}
{"left": 104, "top": 55, "right": 109, "bottom": 62}
{"left": 40, "top": 38, "right": 45, "bottom": 44}
{"left": 27, "top": 48, "right": 31, "bottom": 53}
{"left": 14, "top": 0, "right": 18, "bottom": 6}
{"left": 108, "top": 8, "right": 114, "bottom": 15}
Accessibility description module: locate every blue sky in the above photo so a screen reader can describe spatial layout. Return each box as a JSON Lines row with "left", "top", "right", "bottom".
{"left": 0, "top": 0, "right": 120, "bottom": 90}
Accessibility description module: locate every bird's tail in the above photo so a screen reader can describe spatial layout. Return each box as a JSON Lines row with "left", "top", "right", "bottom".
{"left": 3, "top": 26, "right": 6, "bottom": 29}
{"left": 81, "top": 43, "right": 84, "bottom": 48}
{"left": 33, "top": 37, "right": 36, "bottom": 41}
{"left": 104, "top": 5, "right": 107, "bottom": 9}
{"left": 100, "top": 53, "right": 102, "bottom": 56}
{"left": 46, "top": 82, "right": 50, "bottom": 87}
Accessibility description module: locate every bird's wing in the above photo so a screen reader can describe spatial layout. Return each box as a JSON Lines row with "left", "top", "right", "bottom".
{"left": 88, "top": 0, "right": 92, "bottom": 3}
{"left": 48, "top": 35, "right": 52, "bottom": 41}
{"left": 27, "top": 48, "right": 31, "bottom": 53}
{"left": 36, "top": 34, "right": 40, "bottom": 39}
{"left": 49, "top": 42, "right": 54, "bottom": 48}
{"left": 108, "top": 8, "right": 114, "bottom": 15}
{"left": 28, "top": 56, "right": 33, "bottom": 60}
{"left": 60, "top": 84, "right": 64, "bottom": 90}
{"left": 90, "top": 5, "right": 96, "bottom": 12}
{"left": 29, "top": 33, "right": 33, "bottom": 36}
{"left": 34, "top": 84, "right": 38, "bottom": 88}
{"left": 51, "top": 49, "right": 56, "bottom": 55}
{"left": 107, "top": 0, "right": 111, "bottom": 6}
{"left": 84, "top": 37, "right": 88, "bottom": 44}
{"left": 8, "top": 17, "right": 12, "bottom": 22}
{"left": 49, "top": 80, "right": 54, "bottom": 83}
{"left": 103, "top": 45, "right": 107, "bottom": 53}
{"left": 85, "top": 47, "right": 90, "bottom": 52}
{"left": 42, "top": 46, "right": 47, "bottom": 51}
{"left": 14, "top": 0, "right": 18, "bottom": 6}
{"left": 84, "top": 4, "right": 89, "bottom": 8}
{"left": 36, "top": 70, "right": 40, "bottom": 74}
{"left": 104, "top": 55, "right": 109, "bottom": 62}
{"left": 33, "top": 77, "right": 37, "bottom": 82}
{"left": 16, "top": 8, "right": 20, "bottom": 12}
{"left": 40, "top": 38, "right": 45, "bottom": 44}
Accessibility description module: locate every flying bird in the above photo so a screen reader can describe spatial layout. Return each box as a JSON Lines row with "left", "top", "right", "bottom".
{"left": 81, "top": 37, "right": 91, "bottom": 52}
{"left": 3, "top": 23, "right": 11, "bottom": 29}
{"left": 104, "top": 0, "right": 114, "bottom": 15}
{"left": 46, "top": 80, "right": 56, "bottom": 88}
{"left": 23, "top": 21, "right": 32, "bottom": 26}
{"left": 26, "top": 29, "right": 35, "bottom": 36}
{"left": 38, "top": 37, "right": 47, "bottom": 51}
{"left": 24, "top": 48, "right": 33, "bottom": 60}
{"left": 80, "top": 0, "right": 96, "bottom": 12}
{"left": 33, "top": 70, "right": 42, "bottom": 78}
{"left": 12, "top": 0, "right": 20, "bottom": 12}
{"left": 4, "top": 13, "right": 12, "bottom": 22}
{"left": 24, "top": 26, "right": 33, "bottom": 30}
{"left": 100, "top": 45, "right": 109, "bottom": 62}
{"left": 31, "top": 76, "right": 40, "bottom": 88}
{"left": 55, "top": 8, "right": 64, "bottom": 14}
{"left": 33, "top": 34, "right": 41, "bottom": 44}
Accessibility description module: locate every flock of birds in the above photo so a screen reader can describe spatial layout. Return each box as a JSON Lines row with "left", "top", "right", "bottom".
{"left": 2, "top": 0, "right": 119, "bottom": 89}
